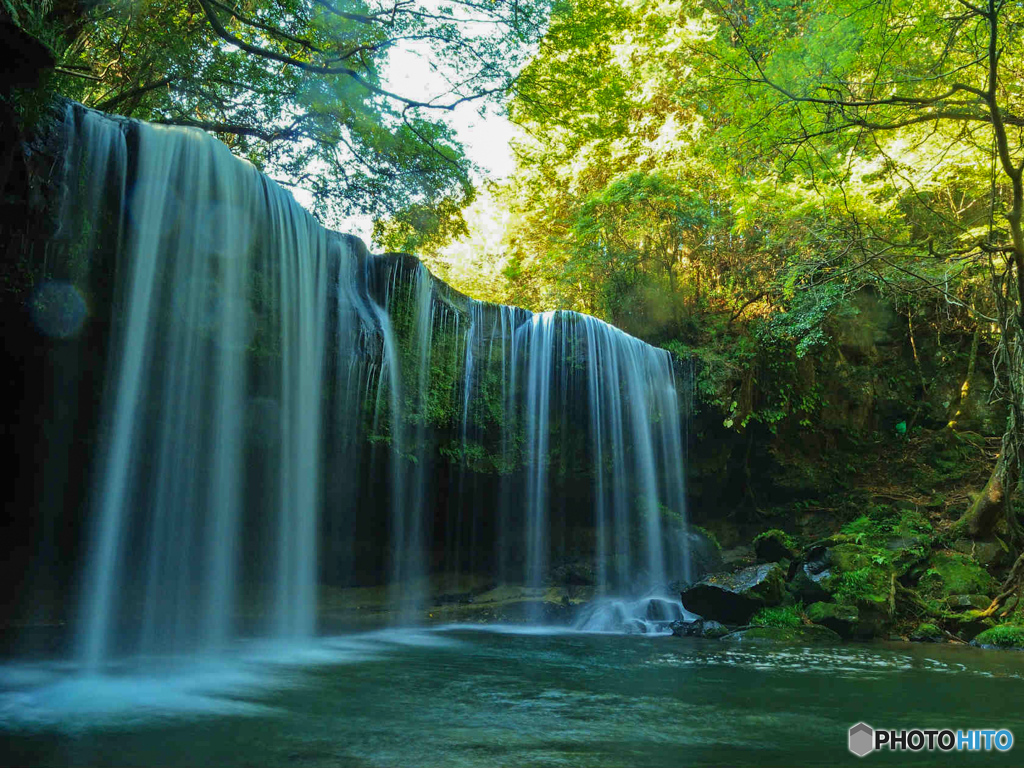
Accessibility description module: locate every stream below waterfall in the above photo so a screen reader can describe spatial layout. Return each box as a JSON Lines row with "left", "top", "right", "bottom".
{"left": 2, "top": 629, "right": 1023, "bottom": 767}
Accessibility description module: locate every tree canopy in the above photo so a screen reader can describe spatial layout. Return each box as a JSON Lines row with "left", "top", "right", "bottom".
{"left": 16, "top": 0, "right": 548, "bottom": 230}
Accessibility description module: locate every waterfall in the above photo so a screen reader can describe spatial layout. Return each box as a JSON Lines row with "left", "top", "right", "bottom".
{"left": 66, "top": 108, "right": 336, "bottom": 667}
{"left": 522, "top": 312, "right": 556, "bottom": 605}
{"left": 23, "top": 105, "right": 695, "bottom": 667}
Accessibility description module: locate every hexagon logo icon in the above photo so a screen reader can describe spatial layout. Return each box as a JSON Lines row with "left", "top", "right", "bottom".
{"left": 849, "top": 723, "right": 875, "bottom": 757}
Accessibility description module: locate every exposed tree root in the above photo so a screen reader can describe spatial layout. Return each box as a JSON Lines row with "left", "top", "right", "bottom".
{"left": 978, "top": 550, "right": 1024, "bottom": 618}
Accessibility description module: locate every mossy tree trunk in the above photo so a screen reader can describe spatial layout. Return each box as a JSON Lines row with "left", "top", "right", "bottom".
{"left": 960, "top": 454, "right": 1010, "bottom": 539}
{"left": 946, "top": 324, "right": 980, "bottom": 431}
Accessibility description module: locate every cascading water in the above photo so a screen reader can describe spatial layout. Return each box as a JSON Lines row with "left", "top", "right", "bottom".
{"left": 16, "top": 105, "right": 698, "bottom": 669}
{"left": 69, "top": 107, "right": 332, "bottom": 667}
{"left": 522, "top": 312, "right": 556, "bottom": 610}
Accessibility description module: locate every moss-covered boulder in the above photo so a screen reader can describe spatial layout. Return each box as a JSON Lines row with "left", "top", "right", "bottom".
{"left": 680, "top": 563, "right": 786, "bottom": 624}
{"left": 971, "top": 625, "right": 1024, "bottom": 650}
{"left": 721, "top": 625, "right": 841, "bottom": 645}
{"left": 910, "top": 622, "right": 945, "bottom": 643}
{"left": 918, "top": 551, "right": 997, "bottom": 600}
{"left": 944, "top": 594, "right": 991, "bottom": 612}
{"left": 951, "top": 539, "right": 1009, "bottom": 569}
{"left": 827, "top": 544, "right": 896, "bottom": 638}
{"left": 788, "top": 544, "right": 895, "bottom": 638}
{"left": 788, "top": 546, "right": 834, "bottom": 604}
{"left": 884, "top": 537, "right": 930, "bottom": 576}
{"left": 952, "top": 611, "right": 997, "bottom": 640}
{"left": 807, "top": 602, "right": 859, "bottom": 639}
{"left": 753, "top": 529, "right": 798, "bottom": 563}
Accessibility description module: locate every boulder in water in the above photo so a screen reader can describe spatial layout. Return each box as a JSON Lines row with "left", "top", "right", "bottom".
{"left": 721, "top": 624, "right": 841, "bottom": 645}
{"left": 680, "top": 563, "right": 785, "bottom": 624}
{"left": 670, "top": 617, "right": 729, "bottom": 639}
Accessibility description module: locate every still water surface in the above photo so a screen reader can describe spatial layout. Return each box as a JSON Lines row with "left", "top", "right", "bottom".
{"left": 2, "top": 627, "right": 1022, "bottom": 766}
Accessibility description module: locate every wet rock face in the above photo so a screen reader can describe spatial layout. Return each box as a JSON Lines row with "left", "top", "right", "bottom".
{"left": 680, "top": 563, "right": 785, "bottom": 624}
{"left": 686, "top": 529, "right": 725, "bottom": 580}
{"left": 788, "top": 546, "right": 833, "bottom": 604}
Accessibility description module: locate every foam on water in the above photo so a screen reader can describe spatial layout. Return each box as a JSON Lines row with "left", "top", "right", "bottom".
{"left": 0, "top": 630, "right": 458, "bottom": 729}
{"left": 573, "top": 595, "right": 695, "bottom": 635}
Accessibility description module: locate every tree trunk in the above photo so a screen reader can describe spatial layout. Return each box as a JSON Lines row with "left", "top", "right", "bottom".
{"left": 946, "top": 324, "right": 980, "bottom": 430}
{"left": 960, "top": 454, "right": 1008, "bottom": 538}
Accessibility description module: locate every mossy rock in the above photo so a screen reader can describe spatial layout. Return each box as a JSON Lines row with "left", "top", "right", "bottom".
{"left": 680, "top": 563, "right": 786, "bottom": 624}
{"left": 827, "top": 544, "right": 896, "bottom": 638}
{"left": 807, "top": 601, "right": 859, "bottom": 639}
{"left": 953, "top": 610, "right": 997, "bottom": 640}
{"left": 951, "top": 539, "right": 1009, "bottom": 569}
{"left": 721, "top": 624, "right": 841, "bottom": 645}
{"left": 790, "top": 544, "right": 895, "bottom": 638}
{"left": 884, "top": 537, "right": 930, "bottom": 576}
{"left": 918, "top": 551, "right": 997, "bottom": 599}
{"left": 788, "top": 546, "right": 833, "bottom": 604}
{"left": 971, "top": 624, "right": 1024, "bottom": 650}
{"left": 910, "top": 622, "right": 944, "bottom": 643}
{"left": 753, "top": 529, "right": 798, "bottom": 563}
{"left": 944, "top": 594, "right": 991, "bottom": 612}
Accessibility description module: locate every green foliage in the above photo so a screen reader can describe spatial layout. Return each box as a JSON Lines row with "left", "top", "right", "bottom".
{"left": 841, "top": 516, "right": 881, "bottom": 546}
{"left": 839, "top": 507, "right": 932, "bottom": 548}
{"left": 750, "top": 604, "right": 803, "bottom": 629}
{"left": 3, "top": 0, "right": 56, "bottom": 41}
{"left": 755, "top": 283, "right": 853, "bottom": 360}
{"left": 401, "top": 0, "right": 1021, "bottom": 474}
{"left": 35, "top": 0, "right": 549, "bottom": 236}
{"left": 832, "top": 567, "right": 876, "bottom": 605}
{"left": 752, "top": 528, "right": 795, "bottom": 550}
